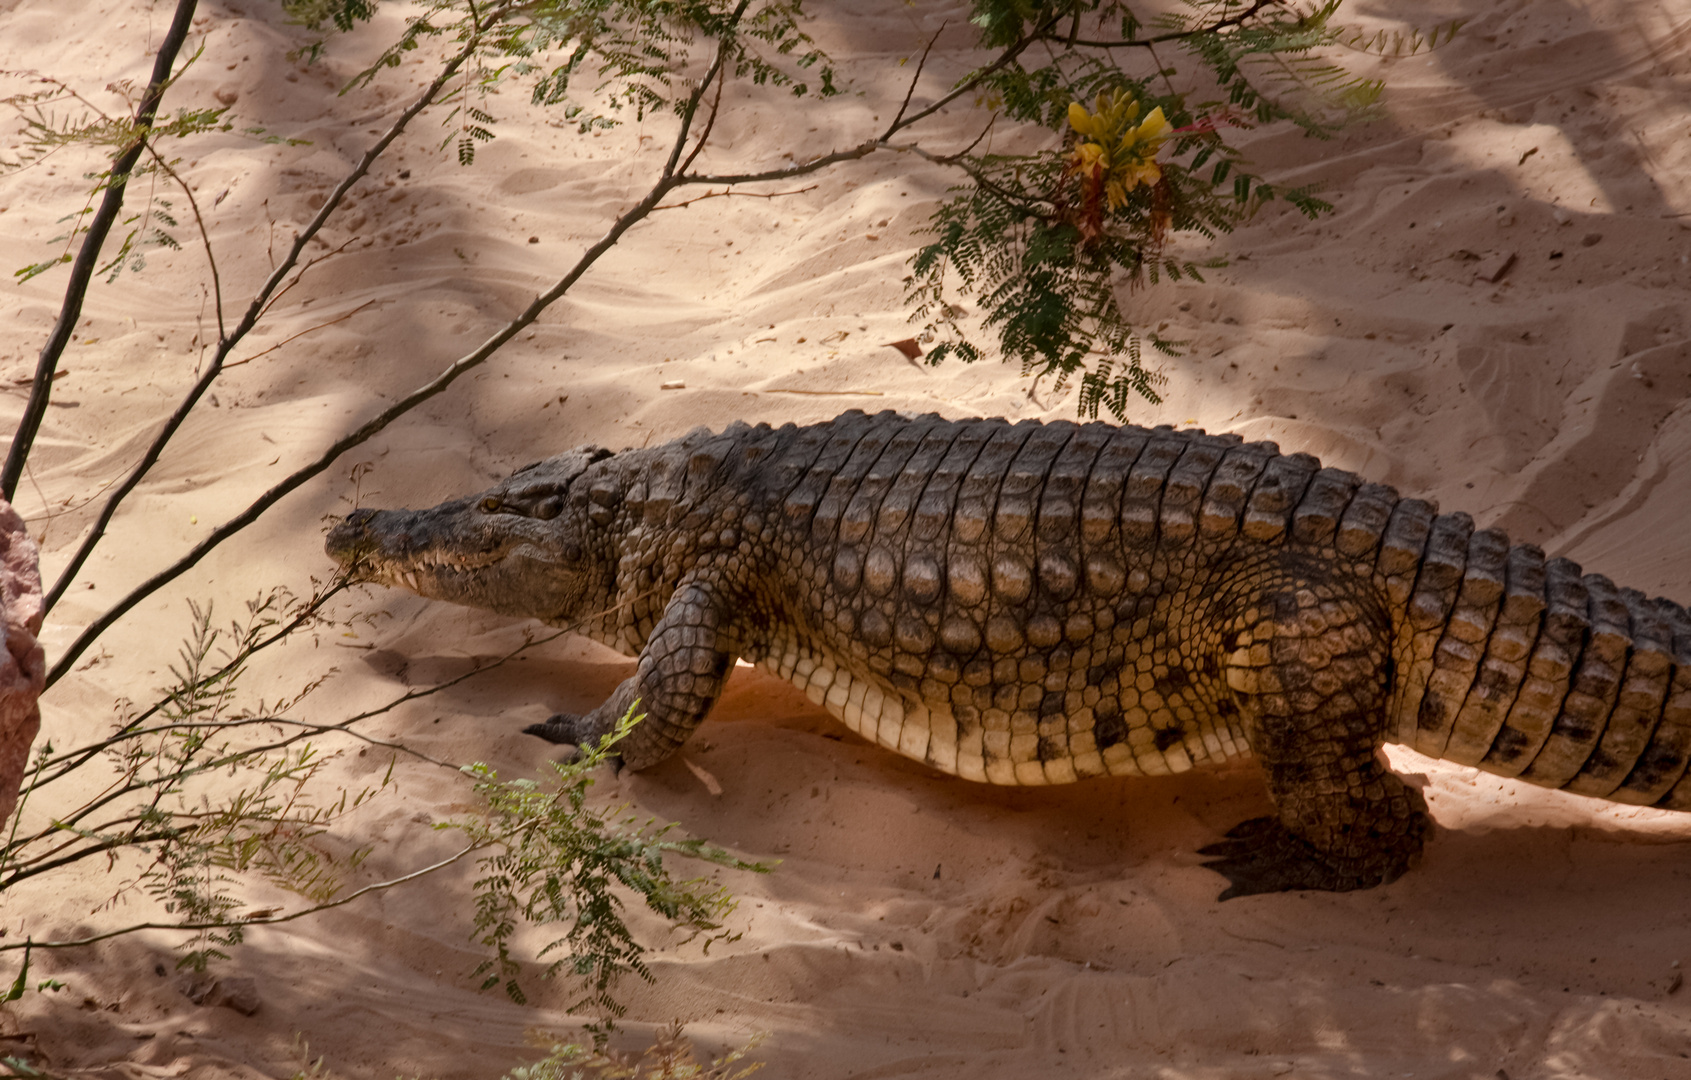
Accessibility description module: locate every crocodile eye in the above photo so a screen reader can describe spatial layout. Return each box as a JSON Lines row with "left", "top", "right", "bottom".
{"left": 479, "top": 496, "right": 503, "bottom": 514}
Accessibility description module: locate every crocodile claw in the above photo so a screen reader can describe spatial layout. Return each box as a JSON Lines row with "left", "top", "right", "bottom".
{"left": 522, "top": 714, "right": 623, "bottom": 772}
{"left": 1198, "top": 816, "right": 1394, "bottom": 900}
{"left": 523, "top": 713, "right": 589, "bottom": 745}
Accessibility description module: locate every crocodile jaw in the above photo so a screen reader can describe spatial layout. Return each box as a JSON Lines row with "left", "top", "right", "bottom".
{"left": 325, "top": 504, "right": 582, "bottom": 619}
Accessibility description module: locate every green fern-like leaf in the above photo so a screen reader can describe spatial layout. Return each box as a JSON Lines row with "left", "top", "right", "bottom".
{"left": 450, "top": 706, "right": 766, "bottom": 1035}
{"left": 1336, "top": 18, "right": 1466, "bottom": 57}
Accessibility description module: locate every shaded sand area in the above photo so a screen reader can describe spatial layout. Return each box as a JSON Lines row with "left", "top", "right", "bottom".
{"left": 4, "top": 0, "right": 1691, "bottom": 1076}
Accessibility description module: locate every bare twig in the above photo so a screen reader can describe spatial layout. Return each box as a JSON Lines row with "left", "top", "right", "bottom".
{"left": 675, "top": 49, "right": 728, "bottom": 177}
{"left": 39, "top": 10, "right": 509, "bottom": 617}
{"left": 899, "top": 141, "right": 1041, "bottom": 204}
{"left": 26, "top": 578, "right": 355, "bottom": 798}
{"left": 43, "top": 2, "right": 740, "bottom": 684}
{"left": 877, "top": 10, "right": 1064, "bottom": 136}
{"left": 1, "top": 837, "right": 491, "bottom": 953}
{"left": 662, "top": 0, "right": 750, "bottom": 178}
{"left": 258, "top": 236, "right": 361, "bottom": 321}
{"left": 17, "top": 469, "right": 122, "bottom": 526}
{"left": 264, "top": 198, "right": 277, "bottom": 268}
{"left": 1, "top": 0, "right": 200, "bottom": 500}
{"left": 949, "top": 113, "right": 999, "bottom": 163}
{"left": 652, "top": 184, "right": 817, "bottom": 212}
{"left": 143, "top": 145, "right": 224, "bottom": 342}
{"left": 43, "top": 174, "right": 683, "bottom": 688}
{"left": 882, "top": 22, "right": 947, "bottom": 139}
{"left": 675, "top": 12, "right": 1062, "bottom": 191}
{"left": 676, "top": 138, "right": 882, "bottom": 187}
{"left": 224, "top": 299, "right": 380, "bottom": 368}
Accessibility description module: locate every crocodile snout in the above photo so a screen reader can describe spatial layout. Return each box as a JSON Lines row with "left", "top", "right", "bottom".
{"left": 325, "top": 506, "right": 467, "bottom": 567}
{"left": 325, "top": 508, "right": 387, "bottom": 565}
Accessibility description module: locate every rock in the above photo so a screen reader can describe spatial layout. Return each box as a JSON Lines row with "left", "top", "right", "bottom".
{"left": 218, "top": 976, "right": 262, "bottom": 1016}
{"left": 183, "top": 974, "right": 262, "bottom": 1016}
{"left": 183, "top": 975, "right": 215, "bottom": 1004}
{"left": 1472, "top": 251, "right": 1517, "bottom": 284}
{"left": 0, "top": 498, "right": 44, "bottom": 829}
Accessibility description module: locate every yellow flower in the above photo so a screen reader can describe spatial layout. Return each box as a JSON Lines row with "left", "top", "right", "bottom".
{"left": 1069, "top": 93, "right": 1142, "bottom": 139}
{"left": 1066, "top": 92, "right": 1170, "bottom": 207}
{"left": 1108, "top": 162, "right": 1160, "bottom": 207}
{"left": 1072, "top": 140, "right": 1108, "bottom": 172}
{"left": 1129, "top": 106, "right": 1171, "bottom": 149}
{"left": 1067, "top": 101, "right": 1097, "bottom": 138}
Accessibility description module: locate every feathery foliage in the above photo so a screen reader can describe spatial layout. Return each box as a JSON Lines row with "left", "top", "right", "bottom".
{"left": 453, "top": 705, "right": 766, "bottom": 1040}
{"left": 508, "top": 1020, "right": 766, "bottom": 1079}
{"left": 905, "top": 0, "right": 1411, "bottom": 416}
{"left": 1, "top": 596, "right": 760, "bottom": 1036}
{"left": 273, "top": 0, "right": 1433, "bottom": 415}
{"left": 0, "top": 56, "right": 307, "bottom": 283}
{"left": 0, "top": 584, "right": 385, "bottom": 971}
{"left": 285, "top": 0, "right": 837, "bottom": 162}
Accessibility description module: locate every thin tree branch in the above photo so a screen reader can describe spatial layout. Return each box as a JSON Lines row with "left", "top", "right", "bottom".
{"left": 0, "top": 837, "right": 490, "bottom": 953}
{"left": 882, "top": 22, "right": 947, "bottom": 139}
{"left": 27, "top": 578, "right": 353, "bottom": 797}
{"left": 27, "top": 581, "right": 663, "bottom": 861}
{"left": 4, "top": 830, "right": 184, "bottom": 885}
{"left": 143, "top": 144, "right": 225, "bottom": 343}
{"left": 879, "top": 11, "right": 1064, "bottom": 135}
{"left": 651, "top": 184, "right": 817, "bottom": 212}
{"left": 1, "top": 0, "right": 200, "bottom": 500}
{"left": 948, "top": 113, "right": 999, "bottom": 163}
{"left": 17, "top": 468, "right": 122, "bottom": 526}
{"left": 663, "top": 0, "right": 751, "bottom": 178}
{"left": 38, "top": 14, "right": 505, "bottom": 617}
{"left": 680, "top": 12, "right": 1062, "bottom": 193}
{"left": 223, "top": 299, "right": 380, "bottom": 368}
{"left": 676, "top": 139, "right": 882, "bottom": 187}
{"left": 43, "top": 176, "right": 683, "bottom": 688}
{"left": 257, "top": 236, "right": 361, "bottom": 321}
{"left": 675, "top": 48, "right": 728, "bottom": 177}
{"left": 898, "top": 141, "right": 1040, "bottom": 206}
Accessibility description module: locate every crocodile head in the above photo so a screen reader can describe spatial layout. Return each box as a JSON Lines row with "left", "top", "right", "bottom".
{"left": 325, "top": 447, "right": 615, "bottom": 622}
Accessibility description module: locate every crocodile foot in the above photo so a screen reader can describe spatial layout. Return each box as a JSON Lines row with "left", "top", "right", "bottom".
{"left": 522, "top": 713, "right": 621, "bottom": 769}
{"left": 523, "top": 712, "right": 591, "bottom": 745}
{"left": 1198, "top": 817, "right": 1408, "bottom": 900}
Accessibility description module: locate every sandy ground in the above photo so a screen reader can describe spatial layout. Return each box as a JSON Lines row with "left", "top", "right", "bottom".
{"left": 5, "top": 0, "right": 1691, "bottom": 1076}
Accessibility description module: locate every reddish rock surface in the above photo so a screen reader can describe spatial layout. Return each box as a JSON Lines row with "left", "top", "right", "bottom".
{"left": 0, "top": 498, "right": 43, "bottom": 828}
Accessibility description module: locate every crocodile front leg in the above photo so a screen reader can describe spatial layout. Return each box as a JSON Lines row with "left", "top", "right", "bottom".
{"left": 525, "top": 581, "right": 738, "bottom": 770}
{"left": 1203, "top": 582, "right": 1429, "bottom": 899}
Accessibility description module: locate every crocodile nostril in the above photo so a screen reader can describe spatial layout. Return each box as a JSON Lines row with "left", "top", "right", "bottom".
{"left": 346, "top": 508, "right": 378, "bottom": 528}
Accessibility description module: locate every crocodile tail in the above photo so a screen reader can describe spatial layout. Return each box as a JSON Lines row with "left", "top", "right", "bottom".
{"left": 1386, "top": 515, "right": 1691, "bottom": 807}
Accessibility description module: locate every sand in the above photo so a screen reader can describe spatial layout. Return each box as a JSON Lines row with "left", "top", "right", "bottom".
{"left": 4, "top": 0, "right": 1691, "bottom": 1076}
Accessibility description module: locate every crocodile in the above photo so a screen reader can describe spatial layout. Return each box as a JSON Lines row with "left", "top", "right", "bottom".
{"left": 325, "top": 411, "right": 1691, "bottom": 897}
